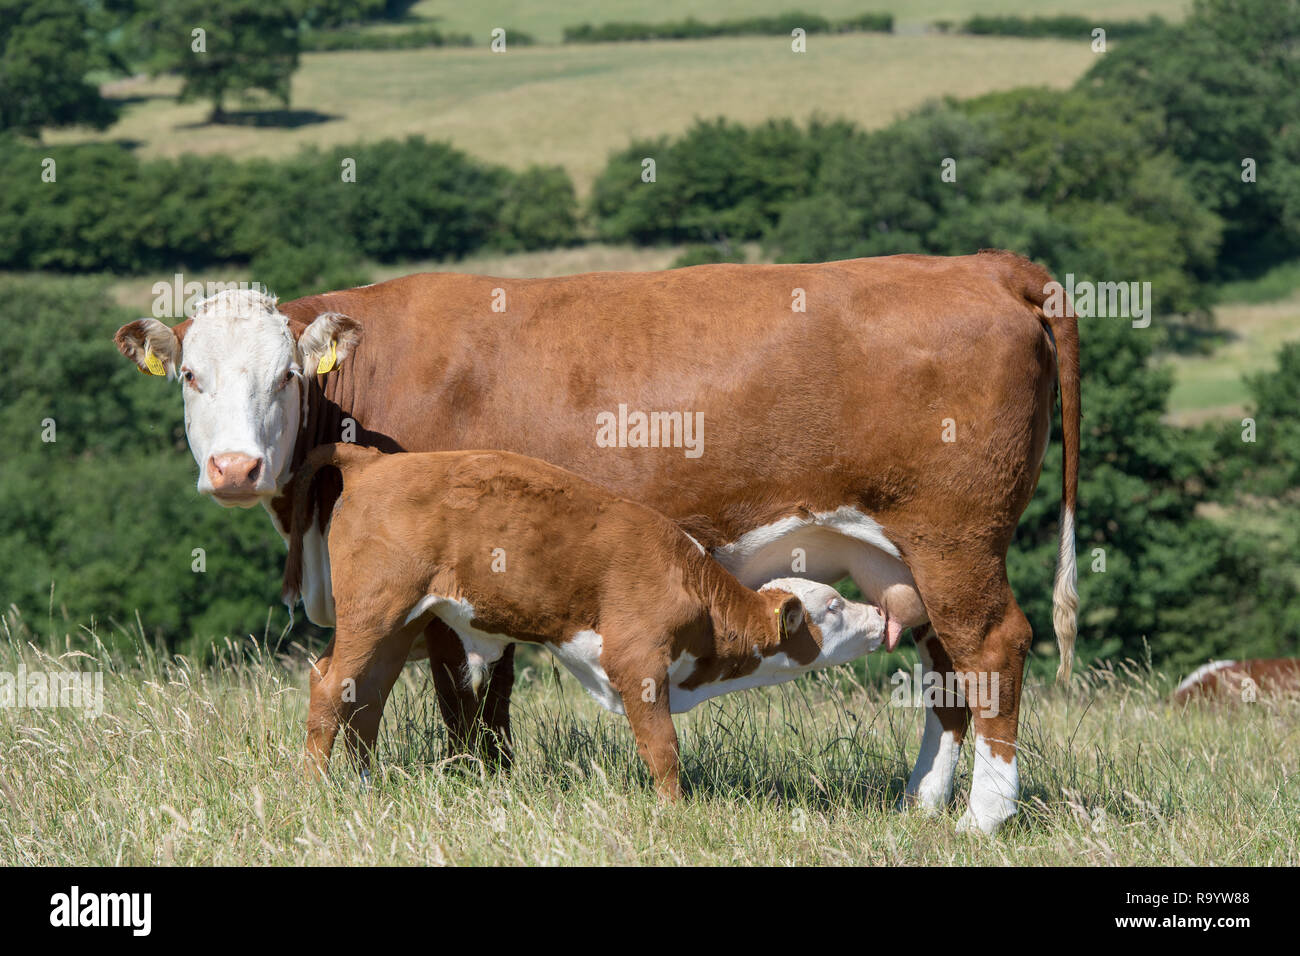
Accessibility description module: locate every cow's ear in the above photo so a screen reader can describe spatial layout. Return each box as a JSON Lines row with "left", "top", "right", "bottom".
{"left": 778, "top": 595, "right": 806, "bottom": 639}
{"left": 114, "top": 318, "right": 186, "bottom": 379}
{"left": 298, "top": 312, "right": 363, "bottom": 376}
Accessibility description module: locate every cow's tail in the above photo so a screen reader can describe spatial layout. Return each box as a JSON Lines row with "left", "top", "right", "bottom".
{"left": 1046, "top": 281, "right": 1081, "bottom": 684}
{"left": 281, "top": 443, "right": 380, "bottom": 611}
{"left": 986, "top": 250, "right": 1080, "bottom": 683}
{"left": 1050, "top": 332, "right": 1081, "bottom": 684}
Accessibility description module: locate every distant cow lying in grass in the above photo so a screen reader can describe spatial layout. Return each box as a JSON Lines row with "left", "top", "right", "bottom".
{"left": 1173, "top": 659, "right": 1300, "bottom": 704}
{"left": 282, "top": 444, "right": 886, "bottom": 796}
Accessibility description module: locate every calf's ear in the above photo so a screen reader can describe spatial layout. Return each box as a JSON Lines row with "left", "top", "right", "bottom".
{"left": 114, "top": 318, "right": 186, "bottom": 379}
{"left": 778, "top": 595, "right": 806, "bottom": 639}
{"left": 298, "top": 311, "right": 363, "bottom": 376}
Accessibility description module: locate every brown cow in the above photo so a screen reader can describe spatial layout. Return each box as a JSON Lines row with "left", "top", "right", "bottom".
{"left": 114, "top": 250, "right": 1080, "bottom": 832}
{"left": 282, "top": 443, "right": 887, "bottom": 795}
{"left": 1173, "top": 659, "right": 1300, "bottom": 704}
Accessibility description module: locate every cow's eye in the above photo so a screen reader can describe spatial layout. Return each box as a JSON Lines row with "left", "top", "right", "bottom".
{"left": 827, "top": 597, "right": 845, "bottom": 614}
{"left": 181, "top": 368, "right": 198, "bottom": 390}
{"left": 279, "top": 368, "right": 299, "bottom": 389}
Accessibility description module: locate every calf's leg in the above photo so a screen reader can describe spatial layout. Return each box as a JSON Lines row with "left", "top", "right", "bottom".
{"left": 617, "top": 666, "right": 680, "bottom": 800}
{"left": 339, "top": 628, "right": 420, "bottom": 778}
{"left": 306, "top": 623, "right": 416, "bottom": 780}
{"left": 304, "top": 637, "right": 338, "bottom": 779}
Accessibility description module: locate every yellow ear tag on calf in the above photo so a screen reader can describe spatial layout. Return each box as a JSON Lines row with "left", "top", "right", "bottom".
{"left": 144, "top": 347, "right": 166, "bottom": 376}
{"left": 316, "top": 340, "right": 338, "bottom": 375}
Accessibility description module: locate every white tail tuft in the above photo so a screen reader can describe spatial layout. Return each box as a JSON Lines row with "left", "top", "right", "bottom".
{"left": 1053, "top": 505, "right": 1079, "bottom": 683}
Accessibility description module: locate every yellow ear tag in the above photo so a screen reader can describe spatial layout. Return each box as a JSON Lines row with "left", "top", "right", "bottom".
{"left": 144, "top": 347, "right": 166, "bottom": 377}
{"left": 316, "top": 340, "right": 338, "bottom": 375}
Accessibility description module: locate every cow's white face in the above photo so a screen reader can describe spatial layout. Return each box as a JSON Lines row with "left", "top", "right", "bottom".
{"left": 180, "top": 293, "right": 303, "bottom": 505}
{"left": 114, "top": 290, "right": 361, "bottom": 508}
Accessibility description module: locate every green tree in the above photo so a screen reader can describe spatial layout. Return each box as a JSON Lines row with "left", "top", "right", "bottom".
{"left": 0, "top": 0, "right": 117, "bottom": 136}
{"left": 496, "top": 165, "right": 580, "bottom": 251}
{"left": 1214, "top": 343, "right": 1300, "bottom": 498}
{"left": 589, "top": 118, "right": 851, "bottom": 244}
{"left": 0, "top": 275, "right": 294, "bottom": 653}
{"left": 1007, "top": 325, "right": 1300, "bottom": 672}
{"left": 1082, "top": 0, "right": 1300, "bottom": 274}
{"left": 136, "top": 0, "right": 300, "bottom": 122}
{"left": 291, "top": 0, "right": 390, "bottom": 29}
{"left": 250, "top": 238, "right": 369, "bottom": 301}
{"left": 0, "top": 134, "right": 574, "bottom": 272}
{"left": 767, "top": 90, "right": 1222, "bottom": 317}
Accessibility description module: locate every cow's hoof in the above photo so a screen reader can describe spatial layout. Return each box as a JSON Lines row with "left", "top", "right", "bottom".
{"left": 895, "top": 792, "right": 942, "bottom": 814}
{"left": 956, "top": 807, "right": 1013, "bottom": 835}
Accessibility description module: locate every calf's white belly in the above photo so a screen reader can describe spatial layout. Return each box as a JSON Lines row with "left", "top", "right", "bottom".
{"left": 400, "top": 506, "right": 917, "bottom": 713}
{"left": 406, "top": 593, "right": 878, "bottom": 717}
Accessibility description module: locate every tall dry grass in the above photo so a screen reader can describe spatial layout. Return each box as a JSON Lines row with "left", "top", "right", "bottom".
{"left": 1, "top": 608, "right": 1296, "bottom": 865}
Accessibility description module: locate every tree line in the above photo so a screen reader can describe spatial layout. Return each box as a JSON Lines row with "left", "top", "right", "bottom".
{"left": 1, "top": 0, "right": 465, "bottom": 130}
{"left": 0, "top": 136, "right": 578, "bottom": 297}
{"left": 2, "top": 0, "right": 1297, "bottom": 669}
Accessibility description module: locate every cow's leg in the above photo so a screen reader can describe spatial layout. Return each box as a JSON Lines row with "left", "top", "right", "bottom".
{"left": 425, "top": 620, "right": 515, "bottom": 770}
{"left": 902, "top": 624, "right": 969, "bottom": 811}
{"left": 426, "top": 622, "right": 473, "bottom": 755}
{"left": 839, "top": 549, "right": 966, "bottom": 812}
{"left": 905, "top": 554, "right": 1030, "bottom": 835}
{"left": 480, "top": 644, "right": 516, "bottom": 767}
{"left": 955, "top": 596, "right": 1030, "bottom": 834}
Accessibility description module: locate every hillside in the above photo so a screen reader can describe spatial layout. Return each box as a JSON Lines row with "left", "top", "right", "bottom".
{"left": 53, "top": 34, "right": 1098, "bottom": 191}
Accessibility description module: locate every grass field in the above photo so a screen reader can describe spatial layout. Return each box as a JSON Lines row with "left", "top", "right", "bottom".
{"left": 2, "top": 612, "right": 1296, "bottom": 866}
{"left": 53, "top": 33, "right": 1096, "bottom": 191}
{"left": 408, "top": 1, "right": 1189, "bottom": 43}
{"left": 1165, "top": 296, "right": 1300, "bottom": 425}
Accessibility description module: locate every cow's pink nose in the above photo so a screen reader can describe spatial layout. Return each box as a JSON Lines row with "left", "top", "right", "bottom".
{"left": 206, "top": 453, "right": 264, "bottom": 494}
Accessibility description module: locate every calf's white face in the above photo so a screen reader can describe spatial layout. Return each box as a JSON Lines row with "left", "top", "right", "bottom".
{"left": 114, "top": 290, "right": 361, "bottom": 507}
{"left": 762, "top": 578, "right": 886, "bottom": 664}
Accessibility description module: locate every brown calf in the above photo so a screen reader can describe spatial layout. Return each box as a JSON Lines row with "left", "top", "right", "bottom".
{"left": 282, "top": 444, "right": 885, "bottom": 796}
